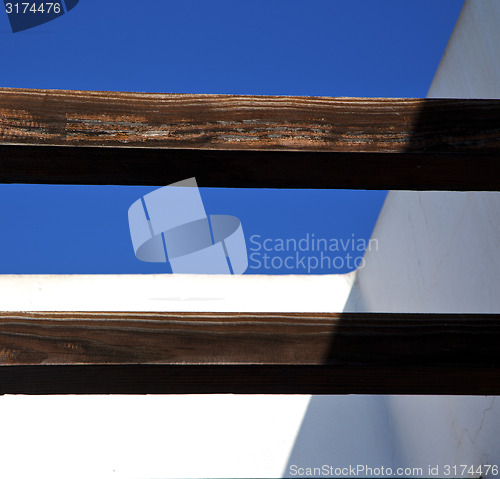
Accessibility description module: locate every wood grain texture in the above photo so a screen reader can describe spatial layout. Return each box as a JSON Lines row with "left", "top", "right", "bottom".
{"left": 1, "top": 88, "right": 500, "bottom": 152}
{"left": 1, "top": 88, "right": 500, "bottom": 189}
{"left": 1, "top": 312, "right": 500, "bottom": 394}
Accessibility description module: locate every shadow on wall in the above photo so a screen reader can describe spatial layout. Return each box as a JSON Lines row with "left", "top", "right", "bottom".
{"left": 283, "top": 95, "right": 500, "bottom": 476}
{"left": 283, "top": 395, "right": 500, "bottom": 478}
{"left": 283, "top": 396, "right": 410, "bottom": 477}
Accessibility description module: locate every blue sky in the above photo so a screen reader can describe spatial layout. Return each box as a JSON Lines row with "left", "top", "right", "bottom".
{"left": 0, "top": 0, "right": 464, "bottom": 274}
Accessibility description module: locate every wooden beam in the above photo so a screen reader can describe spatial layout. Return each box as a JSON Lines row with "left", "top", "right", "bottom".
{"left": 2, "top": 145, "right": 500, "bottom": 190}
{"left": 2, "top": 365, "right": 499, "bottom": 395}
{"left": 2, "top": 89, "right": 500, "bottom": 395}
{"left": 1, "top": 88, "right": 500, "bottom": 152}
{"left": 1, "top": 88, "right": 500, "bottom": 189}
{"left": 1, "top": 312, "right": 500, "bottom": 395}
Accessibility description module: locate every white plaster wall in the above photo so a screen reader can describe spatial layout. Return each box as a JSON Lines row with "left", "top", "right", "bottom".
{"left": 0, "top": 395, "right": 312, "bottom": 479}
{"left": 0, "top": 273, "right": 355, "bottom": 312}
{"left": 283, "top": 396, "right": 500, "bottom": 478}
{"left": 343, "top": 190, "right": 500, "bottom": 313}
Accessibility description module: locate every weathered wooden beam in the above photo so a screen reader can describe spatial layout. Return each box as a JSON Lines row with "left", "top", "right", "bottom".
{"left": 1, "top": 88, "right": 500, "bottom": 152}
{"left": 1, "top": 312, "right": 500, "bottom": 394}
{"left": 1, "top": 88, "right": 500, "bottom": 189}
{"left": 2, "top": 89, "right": 500, "bottom": 395}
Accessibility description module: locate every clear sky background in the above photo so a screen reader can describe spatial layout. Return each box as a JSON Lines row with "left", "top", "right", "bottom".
{"left": 0, "top": 0, "right": 464, "bottom": 274}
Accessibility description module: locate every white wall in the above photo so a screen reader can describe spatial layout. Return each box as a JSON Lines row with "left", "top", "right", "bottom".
{"left": 284, "top": 396, "right": 500, "bottom": 478}
{"left": 343, "top": 190, "right": 500, "bottom": 313}
{"left": 0, "top": 273, "right": 355, "bottom": 313}
{"left": 0, "top": 395, "right": 312, "bottom": 479}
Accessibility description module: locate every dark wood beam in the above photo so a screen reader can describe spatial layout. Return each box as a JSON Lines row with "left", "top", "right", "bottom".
{"left": 2, "top": 365, "right": 499, "bottom": 395}
{"left": 1, "top": 312, "right": 500, "bottom": 395}
{"left": 1, "top": 145, "right": 500, "bottom": 190}
{"left": 1, "top": 89, "right": 500, "bottom": 189}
